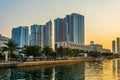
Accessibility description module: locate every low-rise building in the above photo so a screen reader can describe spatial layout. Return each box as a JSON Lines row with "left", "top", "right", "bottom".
{"left": 55, "top": 41, "right": 110, "bottom": 53}
{"left": 0, "top": 34, "right": 9, "bottom": 47}
{"left": 0, "top": 34, "right": 9, "bottom": 54}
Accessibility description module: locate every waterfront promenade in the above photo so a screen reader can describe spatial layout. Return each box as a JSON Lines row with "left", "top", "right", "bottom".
{"left": 0, "top": 57, "right": 94, "bottom": 68}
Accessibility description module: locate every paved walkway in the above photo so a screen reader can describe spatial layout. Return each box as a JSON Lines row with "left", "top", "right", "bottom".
{"left": 0, "top": 57, "right": 94, "bottom": 68}
{"left": 18, "top": 58, "right": 94, "bottom": 67}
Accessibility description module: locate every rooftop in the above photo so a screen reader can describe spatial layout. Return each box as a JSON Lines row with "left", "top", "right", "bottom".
{"left": 0, "top": 34, "right": 9, "bottom": 41}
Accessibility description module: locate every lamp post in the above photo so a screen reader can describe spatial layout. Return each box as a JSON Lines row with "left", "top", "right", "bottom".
{"left": 4, "top": 51, "right": 8, "bottom": 63}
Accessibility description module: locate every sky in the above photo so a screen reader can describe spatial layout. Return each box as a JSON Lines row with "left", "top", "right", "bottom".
{"left": 0, "top": 0, "right": 120, "bottom": 50}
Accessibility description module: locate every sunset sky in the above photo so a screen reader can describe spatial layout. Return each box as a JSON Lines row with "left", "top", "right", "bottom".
{"left": 0, "top": 0, "right": 120, "bottom": 50}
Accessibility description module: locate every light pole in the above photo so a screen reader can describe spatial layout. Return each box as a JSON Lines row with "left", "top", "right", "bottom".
{"left": 4, "top": 51, "right": 8, "bottom": 63}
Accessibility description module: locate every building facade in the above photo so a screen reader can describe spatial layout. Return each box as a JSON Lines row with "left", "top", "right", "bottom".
{"left": 30, "top": 20, "right": 54, "bottom": 49}
{"left": 116, "top": 37, "right": 120, "bottom": 54}
{"left": 0, "top": 34, "right": 9, "bottom": 47}
{"left": 44, "top": 20, "right": 54, "bottom": 49}
{"left": 54, "top": 13, "right": 84, "bottom": 44}
{"left": 112, "top": 40, "right": 116, "bottom": 54}
{"left": 30, "top": 24, "right": 44, "bottom": 48}
{"left": 54, "top": 18, "right": 65, "bottom": 42}
{"left": 55, "top": 41, "right": 110, "bottom": 53}
{"left": 12, "top": 26, "right": 29, "bottom": 48}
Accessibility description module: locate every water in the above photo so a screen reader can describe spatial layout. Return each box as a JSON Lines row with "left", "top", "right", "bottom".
{"left": 0, "top": 58, "right": 120, "bottom": 80}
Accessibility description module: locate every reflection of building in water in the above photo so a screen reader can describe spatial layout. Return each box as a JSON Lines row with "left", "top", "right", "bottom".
{"left": 10, "top": 64, "right": 86, "bottom": 80}
{"left": 52, "top": 67, "right": 55, "bottom": 80}
{"left": 112, "top": 59, "right": 120, "bottom": 79}
{"left": 84, "top": 59, "right": 120, "bottom": 80}
{"left": 11, "top": 69, "right": 25, "bottom": 80}
{"left": 0, "top": 69, "right": 11, "bottom": 80}
{"left": 55, "top": 64, "right": 85, "bottom": 80}
{"left": 10, "top": 64, "right": 85, "bottom": 80}
{"left": 100, "top": 59, "right": 120, "bottom": 80}
{"left": 40, "top": 67, "right": 55, "bottom": 80}
{"left": 117, "top": 59, "right": 120, "bottom": 78}
{"left": 85, "top": 62, "right": 103, "bottom": 80}
{"left": 102, "top": 60, "right": 113, "bottom": 80}
{"left": 112, "top": 60, "right": 117, "bottom": 78}
{"left": 111, "top": 59, "right": 120, "bottom": 79}
{"left": 10, "top": 67, "right": 54, "bottom": 80}
{"left": 96, "top": 59, "right": 120, "bottom": 80}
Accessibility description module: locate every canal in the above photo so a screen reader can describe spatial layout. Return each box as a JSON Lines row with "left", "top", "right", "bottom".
{"left": 0, "top": 58, "right": 120, "bottom": 80}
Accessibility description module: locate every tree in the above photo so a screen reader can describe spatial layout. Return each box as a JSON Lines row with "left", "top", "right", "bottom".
{"left": 87, "top": 51, "right": 101, "bottom": 58}
{"left": 31, "top": 46, "right": 41, "bottom": 61}
{"left": 56, "top": 46, "right": 64, "bottom": 57}
{"left": 2, "top": 40, "right": 18, "bottom": 58}
{"left": 64, "top": 48, "right": 71, "bottom": 56}
{"left": 22, "top": 45, "right": 41, "bottom": 61}
{"left": 21, "top": 45, "right": 32, "bottom": 56}
{"left": 42, "top": 46, "right": 54, "bottom": 59}
{"left": 0, "top": 47, "right": 3, "bottom": 59}
{"left": 71, "top": 49, "right": 79, "bottom": 57}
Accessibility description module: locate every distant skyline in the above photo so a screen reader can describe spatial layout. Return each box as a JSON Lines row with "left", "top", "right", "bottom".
{"left": 1, "top": 0, "right": 120, "bottom": 50}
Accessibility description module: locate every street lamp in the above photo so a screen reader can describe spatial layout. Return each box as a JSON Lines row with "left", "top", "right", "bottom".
{"left": 4, "top": 51, "right": 8, "bottom": 63}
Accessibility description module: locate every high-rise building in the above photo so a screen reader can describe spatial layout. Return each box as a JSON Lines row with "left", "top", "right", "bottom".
{"left": 54, "top": 13, "right": 85, "bottom": 44}
{"left": 116, "top": 37, "right": 120, "bottom": 54}
{"left": 65, "top": 13, "right": 84, "bottom": 44}
{"left": 54, "top": 18, "right": 65, "bottom": 42}
{"left": 44, "top": 20, "right": 54, "bottom": 49}
{"left": 30, "top": 24, "right": 44, "bottom": 48}
{"left": 30, "top": 20, "right": 54, "bottom": 49}
{"left": 112, "top": 40, "right": 116, "bottom": 54}
{"left": 12, "top": 26, "right": 29, "bottom": 48}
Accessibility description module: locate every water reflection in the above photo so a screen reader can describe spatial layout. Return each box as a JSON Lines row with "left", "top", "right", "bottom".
{"left": 0, "top": 69, "right": 11, "bottom": 79}
{"left": 117, "top": 60, "right": 120, "bottom": 79}
{"left": 85, "top": 59, "right": 120, "bottom": 80}
{"left": 0, "top": 59, "right": 120, "bottom": 80}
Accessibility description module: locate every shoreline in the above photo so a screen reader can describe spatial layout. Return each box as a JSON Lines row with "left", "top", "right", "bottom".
{"left": 0, "top": 57, "right": 94, "bottom": 68}
{"left": 18, "top": 58, "right": 94, "bottom": 67}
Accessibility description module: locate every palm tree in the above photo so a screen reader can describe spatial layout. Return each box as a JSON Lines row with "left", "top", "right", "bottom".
{"left": 2, "top": 40, "right": 18, "bottom": 58}
{"left": 56, "top": 46, "right": 64, "bottom": 57}
{"left": 64, "top": 48, "right": 71, "bottom": 56}
{"left": 0, "top": 47, "right": 3, "bottom": 59}
{"left": 31, "top": 46, "right": 41, "bottom": 61}
{"left": 42, "top": 46, "right": 54, "bottom": 59}
{"left": 22, "top": 45, "right": 41, "bottom": 61}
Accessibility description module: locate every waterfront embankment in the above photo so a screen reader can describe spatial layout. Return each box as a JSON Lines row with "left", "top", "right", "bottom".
{"left": 18, "top": 58, "right": 94, "bottom": 67}
{"left": 0, "top": 57, "right": 94, "bottom": 68}
{"left": 0, "top": 62, "right": 17, "bottom": 68}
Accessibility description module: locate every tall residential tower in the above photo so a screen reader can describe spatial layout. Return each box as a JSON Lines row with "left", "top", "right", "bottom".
{"left": 30, "top": 24, "right": 44, "bottom": 48}
{"left": 44, "top": 20, "right": 54, "bottom": 49}
{"left": 30, "top": 20, "right": 54, "bottom": 49}
{"left": 54, "top": 18, "right": 65, "bottom": 42}
{"left": 112, "top": 40, "right": 116, "bottom": 54}
{"left": 54, "top": 13, "right": 84, "bottom": 44}
{"left": 116, "top": 37, "right": 120, "bottom": 54}
{"left": 12, "top": 26, "right": 29, "bottom": 48}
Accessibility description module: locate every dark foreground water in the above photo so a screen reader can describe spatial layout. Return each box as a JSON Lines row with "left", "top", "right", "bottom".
{"left": 0, "top": 58, "right": 120, "bottom": 80}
